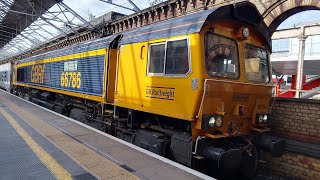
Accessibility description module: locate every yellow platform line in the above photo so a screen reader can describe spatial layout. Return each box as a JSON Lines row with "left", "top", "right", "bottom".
{"left": 0, "top": 108, "right": 72, "bottom": 180}
{"left": 0, "top": 96, "right": 140, "bottom": 180}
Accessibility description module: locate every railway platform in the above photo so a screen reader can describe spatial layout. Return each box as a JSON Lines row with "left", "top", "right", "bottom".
{"left": 0, "top": 90, "right": 213, "bottom": 180}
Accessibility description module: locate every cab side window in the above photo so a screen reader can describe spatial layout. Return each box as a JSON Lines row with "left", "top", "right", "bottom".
{"left": 148, "top": 43, "right": 165, "bottom": 74}
{"left": 148, "top": 38, "right": 189, "bottom": 76}
{"left": 166, "top": 40, "right": 189, "bottom": 74}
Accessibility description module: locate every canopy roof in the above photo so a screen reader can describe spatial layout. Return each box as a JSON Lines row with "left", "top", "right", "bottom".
{"left": 0, "top": 0, "right": 59, "bottom": 48}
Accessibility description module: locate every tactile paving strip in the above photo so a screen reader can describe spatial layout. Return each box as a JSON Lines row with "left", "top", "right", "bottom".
{"left": 0, "top": 96, "right": 140, "bottom": 180}
{"left": 1, "top": 105, "right": 97, "bottom": 180}
{"left": 0, "top": 107, "right": 72, "bottom": 180}
{"left": 0, "top": 111, "right": 56, "bottom": 180}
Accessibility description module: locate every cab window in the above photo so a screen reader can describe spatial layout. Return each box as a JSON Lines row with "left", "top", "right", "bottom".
{"left": 205, "top": 33, "right": 239, "bottom": 79}
{"left": 165, "top": 40, "right": 189, "bottom": 74}
{"left": 244, "top": 44, "right": 270, "bottom": 82}
{"left": 148, "top": 43, "right": 165, "bottom": 74}
{"left": 148, "top": 39, "right": 189, "bottom": 76}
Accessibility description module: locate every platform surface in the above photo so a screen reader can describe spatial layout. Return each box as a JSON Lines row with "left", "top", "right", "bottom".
{"left": 0, "top": 90, "right": 213, "bottom": 180}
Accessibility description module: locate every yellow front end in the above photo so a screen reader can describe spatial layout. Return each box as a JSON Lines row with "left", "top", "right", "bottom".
{"left": 193, "top": 21, "right": 273, "bottom": 139}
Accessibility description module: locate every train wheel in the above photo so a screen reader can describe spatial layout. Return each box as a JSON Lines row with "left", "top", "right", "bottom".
{"left": 17, "top": 91, "right": 23, "bottom": 98}
{"left": 24, "top": 94, "right": 31, "bottom": 101}
{"left": 239, "top": 145, "right": 258, "bottom": 179}
{"left": 69, "top": 108, "right": 88, "bottom": 124}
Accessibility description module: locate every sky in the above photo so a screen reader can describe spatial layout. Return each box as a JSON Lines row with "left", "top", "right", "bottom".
{"left": 63, "top": 0, "right": 150, "bottom": 20}
{"left": 277, "top": 10, "right": 320, "bottom": 29}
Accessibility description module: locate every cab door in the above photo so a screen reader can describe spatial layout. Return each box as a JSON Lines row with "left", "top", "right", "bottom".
{"left": 106, "top": 35, "right": 122, "bottom": 103}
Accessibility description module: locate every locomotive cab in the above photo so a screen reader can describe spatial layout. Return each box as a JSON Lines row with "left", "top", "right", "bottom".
{"left": 114, "top": 2, "right": 285, "bottom": 178}
{"left": 113, "top": 2, "right": 285, "bottom": 178}
{"left": 188, "top": 3, "right": 285, "bottom": 178}
{"left": 196, "top": 23, "right": 273, "bottom": 132}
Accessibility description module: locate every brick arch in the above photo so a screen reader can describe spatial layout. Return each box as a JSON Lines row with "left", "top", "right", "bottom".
{"left": 261, "top": 0, "right": 320, "bottom": 33}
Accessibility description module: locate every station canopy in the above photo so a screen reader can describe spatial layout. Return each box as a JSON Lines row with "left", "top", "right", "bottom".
{"left": 0, "top": 0, "right": 58, "bottom": 52}
{"left": 0, "top": 0, "right": 144, "bottom": 62}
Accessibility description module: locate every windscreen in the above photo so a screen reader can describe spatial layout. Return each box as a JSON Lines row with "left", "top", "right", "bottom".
{"left": 205, "top": 33, "right": 239, "bottom": 79}
{"left": 244, "top": 44, "right": 270, "bottom": 82}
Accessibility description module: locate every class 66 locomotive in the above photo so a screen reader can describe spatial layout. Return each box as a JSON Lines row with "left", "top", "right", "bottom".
{"left": 8, "top": 2, "right": 285, "bottom": 179}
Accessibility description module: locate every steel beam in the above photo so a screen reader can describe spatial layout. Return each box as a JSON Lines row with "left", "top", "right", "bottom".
{"left": 5, "top": 9, "right": 38, "bottom": 17}
{"left": 272, "top": 25, "right": 320, "bottom": 39}
{"left": 98, "top": 0, "right": 140, "bottom": 12}
{"left": 58, "top": 2, "right": 95, "bottom": 29}
{"left": 31, "top": 23, "right": 56, "bottom": 36}
{"left": 40, "top": 16, "right": 68, "bottom": 36}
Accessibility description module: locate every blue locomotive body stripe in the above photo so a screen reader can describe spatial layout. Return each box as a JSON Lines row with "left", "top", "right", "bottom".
{"left": 18, "top": 55, "right": 105, "bottom": 96}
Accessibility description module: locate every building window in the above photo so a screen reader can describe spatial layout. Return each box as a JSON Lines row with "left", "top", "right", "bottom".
{"left": 272, "top": 39, "right": 290, "bottom": 53}
{"left": 148, "top": 38, "right": 189, "bottom": 76}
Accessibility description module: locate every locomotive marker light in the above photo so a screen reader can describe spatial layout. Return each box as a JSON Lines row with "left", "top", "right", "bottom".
{"left": 242, "top": 27, "right": 250, "bottom": 38}
{"left": 236, "top": 27, "right": 250, "bottom": 40}
{"left": 258, "top": 115, "right": 263, "bottom": 123}
{"left": 216, "top": 116, "right": 223, "bottom": 127}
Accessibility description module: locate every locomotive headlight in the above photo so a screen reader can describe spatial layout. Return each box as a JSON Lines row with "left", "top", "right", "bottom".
{"left": 208, "top": 117, "right": 216, "bottom": 128}
{"left": 263, "top": 115, "right": 268, "bottom": 122}
{"left": 256, "top": 113, "right": 269, "bottom": 124}
{"left": 202, "top": 115, "right": 224, "bottom": 129}
{"left": 216, "top": 116, "right": 223, "bottom": 127}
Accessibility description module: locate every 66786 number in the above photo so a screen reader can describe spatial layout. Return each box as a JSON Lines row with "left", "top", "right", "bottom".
{"left": 60, "top": 72, "right": 81, "bottom": 88}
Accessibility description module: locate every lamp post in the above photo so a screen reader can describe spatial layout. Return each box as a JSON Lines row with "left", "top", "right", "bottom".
{"left": 295, "top": 26, "right": 307, "bottom": 98}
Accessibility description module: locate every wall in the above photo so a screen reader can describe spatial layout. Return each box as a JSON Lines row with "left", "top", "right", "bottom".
{"left": 261, "top": 152, "right": 320, "bottom": 180}
{"left": 271, "top": 98, "right": 320, "bottom": 144}
{"left": 263, "top": 98, "right": 320, "bottom": 179}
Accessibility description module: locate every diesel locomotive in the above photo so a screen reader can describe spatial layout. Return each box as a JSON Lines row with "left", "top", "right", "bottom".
{"left": 9, "top": 2, "right": 285, "bottom": 179}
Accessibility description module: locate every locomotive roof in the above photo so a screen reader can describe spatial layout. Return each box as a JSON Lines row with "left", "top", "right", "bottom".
{"left": 17, "top": 35, "right": 117, "bottom": 65}
{"left": 17, "top": 2, "right": 269, "bottom": 65}
{"left": 17, "top": 9, "right": 218, "bottom": 65}
{"left": 119, "top": 2, "right": 270, "bottom": 47}
{"left": 119, "top": 8, "right": 217, "bottom": 45}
